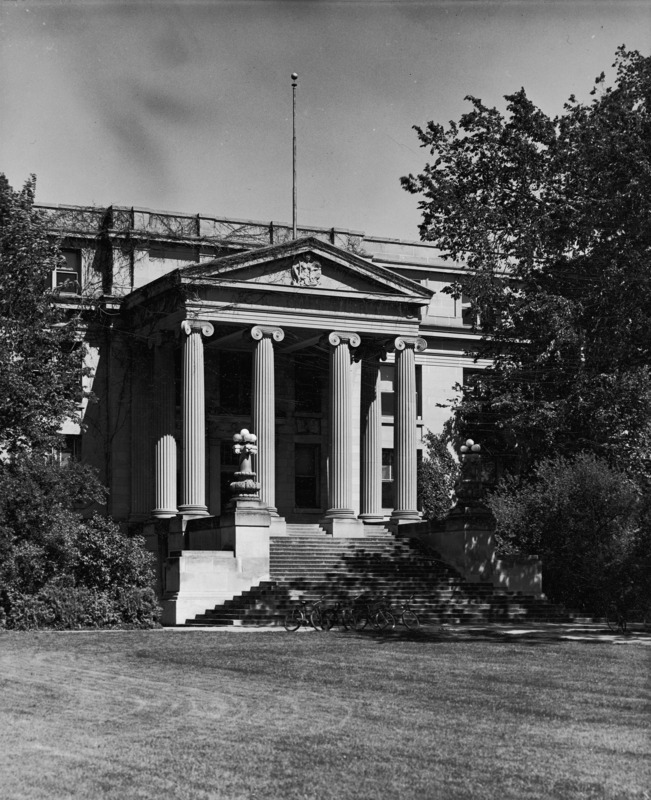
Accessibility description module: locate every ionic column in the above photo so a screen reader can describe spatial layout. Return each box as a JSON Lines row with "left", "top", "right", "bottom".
{"left": 178, "top": 319, "right": 214, "bottom": 517}
{"left": 391, "top": 336, "right": 426, "bottom": 523}
{"left": 152, "top": 336, "right": 177, "bottom": 518}
{"left": 250, "top": 325, "right": 284, "bottom": 514}
{"left": 359, "top": 357, "right": 383, "bottom": 522}
{"left": 324, "top": 331, "right": 360, "bottom": 519}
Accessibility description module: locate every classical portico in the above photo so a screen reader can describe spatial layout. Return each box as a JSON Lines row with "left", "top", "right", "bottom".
{"left": 124, "top": 237, "right": 432, "bottom": 621}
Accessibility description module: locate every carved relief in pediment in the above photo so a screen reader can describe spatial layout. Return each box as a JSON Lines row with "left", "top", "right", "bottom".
{"left": 291, "top": 255, "right": 322, "bottom": 287}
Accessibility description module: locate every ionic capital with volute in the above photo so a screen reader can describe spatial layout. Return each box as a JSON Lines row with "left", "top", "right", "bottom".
{"left": 394, "top": 336, "right": 427, "bottom": 353}
{"left": 250, "top": 325, "right": 285, "bottom": 343}
{"left": 181, "top": 319, "right": 214, "bottom": 338}
{"left": 328, "top": 331, "right": 361, "bottom": 348}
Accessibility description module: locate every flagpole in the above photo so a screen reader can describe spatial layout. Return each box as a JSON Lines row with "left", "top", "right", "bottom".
{"left": 292, "top": 72, "right": 298, "bottom": 239}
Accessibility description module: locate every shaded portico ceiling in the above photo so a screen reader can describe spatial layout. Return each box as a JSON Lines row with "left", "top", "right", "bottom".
{"left": 123, "top": 237, "right": 433, "bottom": 341}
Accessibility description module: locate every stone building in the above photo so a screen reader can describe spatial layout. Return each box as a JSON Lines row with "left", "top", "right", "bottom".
{"left": 44, "top": 204, "right": 512, "bottom": 623}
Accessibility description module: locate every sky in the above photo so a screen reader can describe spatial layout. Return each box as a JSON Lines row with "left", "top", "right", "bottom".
{"left": 1, "top": 0, "right": 649, "bottom": 242}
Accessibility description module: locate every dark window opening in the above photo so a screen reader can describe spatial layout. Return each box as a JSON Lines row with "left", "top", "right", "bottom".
{"left": 219, "top": 351, "right": 252, "bottom": 415}
{"left": 295, "top": 443, "right": 320, "bottom": 508}
{"left": 53, "top": 434, "right": 81, "bottom": 466}
{"left": 381, "top": 448, "right": 394, "bottom": 508}
{"left": 54, "top": 250, "right": 82, "bottom": 294}
{"left": 294, "top": 354, "right": 323, "bottom": 414}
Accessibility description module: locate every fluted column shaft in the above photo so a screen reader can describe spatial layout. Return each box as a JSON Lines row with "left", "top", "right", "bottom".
{"left": 251, "top": 325, "right": 284, "bottom": 514}
{"left": 391, "top": 336, "right": 426, "bottom": 522}
{"left": 360, "top": 359, "right": 383, "bottom": 521}
{"left": 179, "top": 320, "right": 214, "bottom": 517}
{"left": 152, "top": 337, "right": 177, "bottom": 518}
{"left": 325, "top": 331, "right": 360, "bottom": 518}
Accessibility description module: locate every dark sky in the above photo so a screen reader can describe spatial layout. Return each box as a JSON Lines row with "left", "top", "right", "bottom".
{"left": 1, "top": 0, "right": 649, "bottom": 240}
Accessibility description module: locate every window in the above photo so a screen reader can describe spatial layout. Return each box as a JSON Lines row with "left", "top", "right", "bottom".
{"left": 218, "top": 352, "right": 252, "bottom": 415}
{"left": 380, "top": 365, "right": 394, "bottom": 416}
{"left": 295, "top": 443, "right": 320, "bottom": 508}
{"left": 461, "top": 292, "right": 476, "bottom": 326}
{"left": 380, "top": 365, "right": 422, "bottom": 418}
{"left": 381, "top": 448, "right": 394, "bottom": 508}
{"left": 53, "top": 434, "right": 81, "bottom": 466}
{"left": 54, "top": 250, "right": 82, "bottom": 294}
{"left": 294, "top": 354, "right": 323, "bottom": 414}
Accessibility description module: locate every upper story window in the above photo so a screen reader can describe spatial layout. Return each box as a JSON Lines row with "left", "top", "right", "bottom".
{"left": 54, "top": 250, "right": 82, "bottom": 294}
{"left": 380, "top": 364, "right": 422, "bottom": 419}
{"left": 218, "top": 351, "right": 252, "bottom": 416}
{"left": 294, "top": 354, "right": 323, "bottom": 414}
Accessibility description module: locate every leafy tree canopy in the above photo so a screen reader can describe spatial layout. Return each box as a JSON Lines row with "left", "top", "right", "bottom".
{"left": 0, "top": 175, "right": 158, "bottom": 629}
{"left": 0, "top": 174, "right": 83, "bottom": 453}
{"left": 417, "top": 430, "right": 459, "bottom": 521}
{"left": 402, "top": 47, "right": 651, "bottom": 479}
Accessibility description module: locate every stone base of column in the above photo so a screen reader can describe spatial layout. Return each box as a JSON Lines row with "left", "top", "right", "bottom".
{"left": 390, "top": 509, "right": 422, "bottom": 525}
{"left": 177, "top": 504, "right": 210, "bottom": 518}
{"left": 359, "top": 513, "right": 385, "bottom": 524}
{"left": 320, "top": 517, "right": 365, "bottom": 538}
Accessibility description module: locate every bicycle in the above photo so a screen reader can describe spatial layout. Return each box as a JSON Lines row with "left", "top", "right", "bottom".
{"left": 315, "top": 600, "right": 356, "bottom": 631}
{"left": 352, "top": 595, "right": 395, "bottom": 632}
{"left": 606, "top": 604, "right": 627, "bottom": 634}
{"left": 606, "top": 600, "right": 650, "bottom": 634}
{"left": 308, "top": 596, "right": 329, "bottom": 630}
{"left": 392, "top": 594, "right": 421, "bottom": 630}
{"left": 284, "top": 597, "right": 324, "bottom": 632}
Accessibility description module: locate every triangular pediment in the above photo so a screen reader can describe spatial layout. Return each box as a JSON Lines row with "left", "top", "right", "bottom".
{"left": 178, "top": 237, "right": 431, "bottom": 301}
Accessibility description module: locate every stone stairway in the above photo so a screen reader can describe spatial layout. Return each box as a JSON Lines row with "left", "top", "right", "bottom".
{"left": 184, "top": 533, "right": 569, "bottom": 627}
{"left": 284, "top": 523, "right": 328, "bottom": 536}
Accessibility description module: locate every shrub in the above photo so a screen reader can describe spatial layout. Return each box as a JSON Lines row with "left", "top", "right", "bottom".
{"left": 487, "top": 453, "right": 649, "bottom": 611}
{"left": 0, "top": 455, "right": 160, "bottom": 630}
{"left": 0, "top": 585, "right": 160, "bottom": 630}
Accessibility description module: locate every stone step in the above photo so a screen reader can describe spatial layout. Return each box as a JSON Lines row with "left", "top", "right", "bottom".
{"left": 184, "top": 532, "right": 572, "bottom": 626}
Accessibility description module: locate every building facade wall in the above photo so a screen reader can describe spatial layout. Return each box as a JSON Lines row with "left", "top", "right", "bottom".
{"left": 45, "top": 204, "right": 481, "bottom": 525}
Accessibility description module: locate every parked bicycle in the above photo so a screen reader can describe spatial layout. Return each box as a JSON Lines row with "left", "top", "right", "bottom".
{"left": 313, "top": 600, "right": 356, "bottom": 631}
{"left": 352, "top": 594, "right": 395, "bottom": 632}
{"left": 284, "top": 596, "right": 326, "bottom": 632}
{"left": 391, "top": 594, "right": 421, "bottom": 630}
{"left": 606, "top": 600, "right": 650, "bottom": 634}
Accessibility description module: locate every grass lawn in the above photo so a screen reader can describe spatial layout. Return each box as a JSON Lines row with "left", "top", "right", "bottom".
{"left": 0, "top": 627, "right": 649, "bottom": 800}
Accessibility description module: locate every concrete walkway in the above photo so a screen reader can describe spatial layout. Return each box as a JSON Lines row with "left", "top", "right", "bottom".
{"left": 160, "top": 621, "right": 651, "bottom": 644}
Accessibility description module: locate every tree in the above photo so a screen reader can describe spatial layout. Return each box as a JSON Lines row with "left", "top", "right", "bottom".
{"left": 401, "top": 48, "right": 651, "bottom": 480}
{"left": 0, "top": 175, "right": 158, "bottom": 629}
{"left": 0, "top": 174, "right": 84, "bottom": 453}
{"left": 487, "top": 453, "right": 650, "bottom": 612}
{"left": 417, "top": 430, "right": 459, "bottom": 521}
